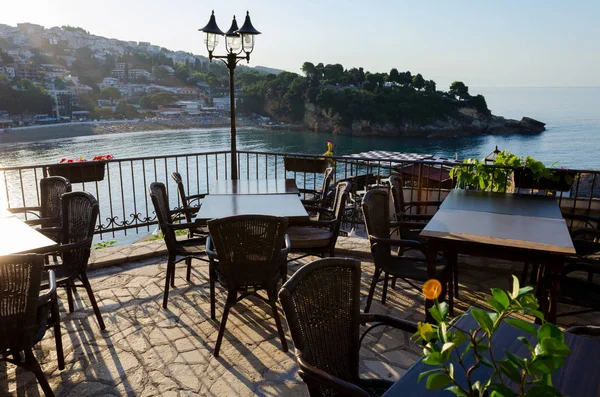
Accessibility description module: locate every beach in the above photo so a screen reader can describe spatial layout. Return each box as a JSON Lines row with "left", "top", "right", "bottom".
{"left": 0, "top": 118, "right": 237, "bottom": 144}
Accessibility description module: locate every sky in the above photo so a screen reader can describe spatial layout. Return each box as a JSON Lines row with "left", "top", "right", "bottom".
{"left": 3, "top": 0, "right": 600, "bottom": 88}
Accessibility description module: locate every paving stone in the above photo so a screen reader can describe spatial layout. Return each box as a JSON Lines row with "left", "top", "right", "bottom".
{"left": 7, "top": 249, "right": 599, "bottom": 397}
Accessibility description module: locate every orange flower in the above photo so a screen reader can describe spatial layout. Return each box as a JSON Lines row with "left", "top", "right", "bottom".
{"left": 423, "top": 279, "right": 442, "bottom": 300}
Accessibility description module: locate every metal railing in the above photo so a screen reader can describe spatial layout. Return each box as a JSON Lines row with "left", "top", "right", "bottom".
{"left": 2, "top": 150, "right": 599, "bottom": 244}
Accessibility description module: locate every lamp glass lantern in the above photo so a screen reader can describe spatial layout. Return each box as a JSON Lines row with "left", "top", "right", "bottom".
{"left": 236, "top": 11, "right": 261, "bottom": 56}
{"left": 198, "top": 10, "right": 225, "bottom": 54}
{"left": 225, "top": 16, "right": 242, "bottom": 54}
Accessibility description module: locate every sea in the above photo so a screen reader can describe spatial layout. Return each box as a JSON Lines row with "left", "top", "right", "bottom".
{"left": 0, "top": 87, "right": 599, "bottom": 169}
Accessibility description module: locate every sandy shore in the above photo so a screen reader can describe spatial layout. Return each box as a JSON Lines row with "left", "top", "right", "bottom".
{"left": 0, "top": 118, "right": 240, "bottom": 144}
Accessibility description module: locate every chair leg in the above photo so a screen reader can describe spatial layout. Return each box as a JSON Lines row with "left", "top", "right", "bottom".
{"left": 268, "top": 288, "right": 288, "bottom": 352}
{"left": 529, "top": 264, "right": 539, "bottom": 285}
{"left": 51, "top": 297, "right": 64, "bottom": 371}
{"left": 163, "top": 255, "right": 174, "bottom": 309}
{"left": 65, "top": 280, "right": 75, "bottom": 313}
{"left": 80, "top": 273, "right": 105, "bottom": 331}
{"left": 209, "top": 263, "right": 216, "bottom": 320}
{"left": 382, "top": 273, "right": 389, "bottom": 305}
{"left": 170, "top": 259, "right": 176, "bottom": 288}
{"left": 447, "top": 277, "right": 454, "bottom": 317}
{"left": 521, "top": 262, "right": 530, "bottom": 286}
{"left": 214, "top": 298, "right": 233, "bottom": 358}
{"left": 365, "top": 268, "right": 382, "bottom": 313}
{"left": 391, "top": 277, "right": 397, "bottom": 290}
{"left": 186, "top": 257, "right": 192, "bottom": 282}
{"left": 24, "top": 349, "right": 55, "bottom": 397}
{"left": 453, "top": 257, "right": 459, "bottom": 299}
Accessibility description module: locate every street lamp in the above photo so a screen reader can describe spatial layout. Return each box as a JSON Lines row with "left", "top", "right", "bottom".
{"left": 199, "top": 10, "right": 261, "bottom": 180}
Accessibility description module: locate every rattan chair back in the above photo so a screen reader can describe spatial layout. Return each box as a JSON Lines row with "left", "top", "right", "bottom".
{"left": 388, "top": 174, "right": 405, "bottom": 218}
{"left": 279, "top": 258, "right": 362, "bottom": 393}
{"left": 170, "top": 172, "right": 194, "bottom": 223}
{"left": 362, "top": 189, "right": 393, "bottom": 261}
{"left": 40, "top": 176, "right": 72, "bottom": 220}
{"left": 208, "top": 215, "right": 288, "bottom": 289}
{"left": 0, "top": 254, "right": 44, "bottom": 352}
{"left": 59, "top": 192, "right": 99, "bottom": 277}
{"left": 330, "top": 181, "right": 351, "bottom": 237}
{"left": 149, "top": 182, "right": 179, "bottom": 250}
{"left": 320, "top": 167, "right": 334, "bottom": 202}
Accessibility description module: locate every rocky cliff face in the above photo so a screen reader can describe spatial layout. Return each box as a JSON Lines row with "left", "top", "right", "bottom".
{"left": 302, "top": 103, "right": 545, "bottom": 137}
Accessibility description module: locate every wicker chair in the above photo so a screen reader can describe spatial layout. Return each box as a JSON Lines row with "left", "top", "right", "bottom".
{"left": 566, "top": 325, "right": 600, "bottom": 339}
{"left": 287, "top": 181, "right": 351, "bottom": 261}
{"left": 538, "top": 260, "right": 600, "bottom": 319}
{"left": 38, "top": 191, "right": 105, "bottom": 330}
{"left": 9, "top": 176, "right": 71, "bottom": 241}
{"left": 362, "top": 189, "right": 452, "bottom": 315}
{"left": 149, "top": 182, "right": 208, "bottom": 309}
{"left": 279, "top": 258, "right": 418, "bottom": 397}
{"left": 0, "top": 255, "right": 63, "bottom": 397}
{"left": 300, "top": 167, "right": 334, "bottom": 209}
{"left": 170, "top": 171, "right": 208, "bottom": 238}
{"left": 206, "top": 215, "right": 290, "bottom": 358}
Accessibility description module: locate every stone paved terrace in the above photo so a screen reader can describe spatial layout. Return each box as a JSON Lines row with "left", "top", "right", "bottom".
{"left": 2, "top": 242, "right": 599, "bottom": 396}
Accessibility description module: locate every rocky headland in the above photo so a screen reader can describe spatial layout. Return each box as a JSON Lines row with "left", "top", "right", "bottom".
{"left": 303, "top": 102, "right": 545, "bottom": 137}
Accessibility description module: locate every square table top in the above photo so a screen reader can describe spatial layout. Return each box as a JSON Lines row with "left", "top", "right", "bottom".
{"left": 0, "top": 209, "right": 57, "bottom": 256}
{"left": 383, "top": 310, "right": 600, "bottom": 396}
{"left": 207, "top": 179, "right": 299, "bottom": 195}
{"left": 420, "top": 190, "right": 575, "bottom": 255}
{"left": 195, "top": 194, "right": 309, "bottom": 222}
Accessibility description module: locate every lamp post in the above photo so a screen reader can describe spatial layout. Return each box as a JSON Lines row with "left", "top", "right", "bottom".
{"left": 199, "top": 11, "right": 261, "bottom": 180}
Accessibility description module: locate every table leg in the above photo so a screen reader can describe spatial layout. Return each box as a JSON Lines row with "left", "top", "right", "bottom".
{"left": 425, "top": 241, "right": 440, "bottom": 323}
{"left": 547, "top": 257, "right": 564, "bottom": 325}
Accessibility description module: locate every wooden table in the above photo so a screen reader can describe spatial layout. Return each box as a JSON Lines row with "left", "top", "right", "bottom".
{"left": 420, "top": 190, "right": 576, "bottom": 323}
{"left": 383, "top": 312, "right": 600, "bottom": 396}
{"left": 207, "top": 179, "right": 299, "bottom": 195}
{"left": 195, "top": 194, "right": 309, "bottom": 222}
{"left": 0, "top": 209, "right": 57, "bottom": 255}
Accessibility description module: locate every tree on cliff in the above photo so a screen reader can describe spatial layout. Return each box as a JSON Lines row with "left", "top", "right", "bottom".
{"left": 424, "top": 80, "right": 436, "bottom": 93}
{"left": 449, "top": 81, "right": 470, "bottom": 99}
{"left": 411, "top": 73, "right": 425, "bottom": 90}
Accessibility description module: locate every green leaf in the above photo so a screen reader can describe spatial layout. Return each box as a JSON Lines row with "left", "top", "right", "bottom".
{"left": 488, "top": 383, "right": 519, "bottom": 397}
{"left": 471, "top": 308, "right": 494, "bottom": 334}
{"left": 441, "top": 342, "right": 455, "bottom": 354}
{"left": 417, "top": 368, "right": 443, "bottom": 383}
{"left": 439, "top": 301, "right": 449, "bottom": 320}
{"left": 429, "top": 305, "right": 443, "bottom": 324}
{"left": 423, "top": 351, "right": 443, "bottom": 366}
{"left": 491, "top": 288, "right": 510, "bottom": 309}
{"left": 505, "top": 318, "right": 537, "bottom": 335}
{"left": 448, "top": 363, "right": 454, "bottom": 379}
{"left": 505, "top": 350, "right": 526, "bottom": 370}
{"left": 445, "top": 386, "right": 470, "bottom": 397}
{"left": 487, "top": 298, "right": 506, "bottom": 313}
{"left": 517, "top": 336, "right": 535, "bottom": 354}
{"left": 525, "top": 385, "right": 563, "bottom": 397}
{"left": 537, "top": 324, "right": 564, "bottom": 343}
{"left": 480, "top": 356, "right": 494, "bottom": 368}
{"left": 523, "top": 308, "right": 545, "bottom": 321}
{"left": 511, "top": 275, "right": 520, "bottom": 299}
{"left": 498, "top": 359, "right": 522, "bottom": 383}
{"left": 452, "top": 330, "right": 468, "bottom": 347}
{"left": 517, "top": 286, "right": 534, "bottom": 297}
{"left": 426, "top": 372, "right": 451, "bottom": 390}
{"left": 540, "top": 338, "right": 571, "bottom": 358}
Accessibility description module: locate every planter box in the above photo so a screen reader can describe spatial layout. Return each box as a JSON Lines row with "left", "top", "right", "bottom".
{"left": 284, "top": 157, "right": 328, "bottom": 173}
{"left": 47, "top": 161, "right": 107, "bottom": 183}
{"left": 513, "top": 169, "right": 576, "bottom": 191}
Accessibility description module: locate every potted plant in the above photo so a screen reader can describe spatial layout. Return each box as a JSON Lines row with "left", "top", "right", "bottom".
{"left": 450, "top": 151, "right": 576, "bottom": 192}
{"left": 415, "top": 277, "right": 570, "bottom": 396}
{"left": 47, "top": 154, "right": 114, "bottom": 183}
